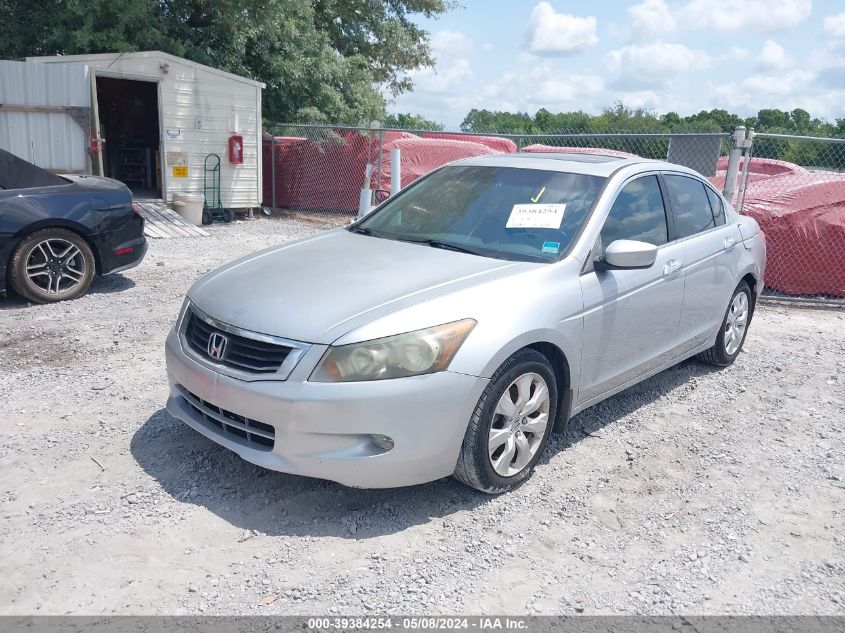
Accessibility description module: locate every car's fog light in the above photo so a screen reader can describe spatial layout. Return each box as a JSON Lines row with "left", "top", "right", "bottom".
{"left": 369, "top": 434, "right": 394, "bottom": 451}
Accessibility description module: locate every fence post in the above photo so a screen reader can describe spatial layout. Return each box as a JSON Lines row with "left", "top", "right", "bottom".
{"left": 722, "top": 126, "right": 745, "bottom": 203}
{"left": 390, "top": 148, "right": 401, "bottom": 196}
{"left": 735, "top": 127, "right": 755, "bottom": 214}
{"left": 271, "top": 136, "right": 277, "bottom": 211}
{"left": 375, "top": 128, "right": 385, "bottom": 193}
{"left": 357, "top": 124, "right": 378, "bottom": 220}
{"left": 516, "top": 135, "right": 524, "bottom": 152}
{"left": 358, "top": 163, "right": 374, "bottom": 220}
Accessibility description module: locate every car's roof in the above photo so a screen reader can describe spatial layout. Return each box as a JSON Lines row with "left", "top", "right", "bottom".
{"left": 452, "top": 152, "right": 695, "bottom": 178}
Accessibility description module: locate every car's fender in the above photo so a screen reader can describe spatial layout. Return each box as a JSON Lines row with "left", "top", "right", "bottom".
{"left": 328, "top": 257, "right": 586, "bottom": 384}
{"left": 737, "top": 231, "right": 767, "bottom": 298}
{"left": 464, "top": 325, "right": 580, "bottom": 381}
{"left": 1, "top": 218, "right": 101, "bottom": 270}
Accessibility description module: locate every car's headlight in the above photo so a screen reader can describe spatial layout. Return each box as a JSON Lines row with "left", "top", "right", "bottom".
{"left": 311, "top": 319, "right": 476, "bottom": 382}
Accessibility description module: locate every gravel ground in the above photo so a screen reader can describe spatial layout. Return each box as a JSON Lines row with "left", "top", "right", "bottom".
{"left": 1, "top": 215, "right": 843, "bottom": 616}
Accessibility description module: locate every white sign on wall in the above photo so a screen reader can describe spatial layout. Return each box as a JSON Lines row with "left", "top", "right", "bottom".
{"left": 228, "top": 111, "right": 240, "bottom": 133}
{"left": 166, "top": 151, "right": 187, "bottom": 166}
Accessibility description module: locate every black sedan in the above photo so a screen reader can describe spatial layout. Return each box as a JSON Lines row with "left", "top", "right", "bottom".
{"left": 0, "top": 149, "right": 147, "bottom": 303}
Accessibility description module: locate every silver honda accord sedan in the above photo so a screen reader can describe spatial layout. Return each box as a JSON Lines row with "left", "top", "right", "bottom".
{"left": 165, "top": 153, "right": 766, "bottom": 493}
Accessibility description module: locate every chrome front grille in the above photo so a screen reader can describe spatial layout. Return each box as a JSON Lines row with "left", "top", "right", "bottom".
{"left": 177, "top": 385, "right": 275, "bottom": 450}
{"left": 182, "top": 306, "right": 301, "bottom": 377}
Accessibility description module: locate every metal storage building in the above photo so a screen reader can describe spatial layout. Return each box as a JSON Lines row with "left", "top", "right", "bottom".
{"left": 0, "top": 51, "right": 264, "bottom": 209}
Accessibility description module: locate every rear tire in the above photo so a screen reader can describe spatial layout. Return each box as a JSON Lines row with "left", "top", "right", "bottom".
{"left": 453, "top": 349, "right": 557, "bottom": 494}
{"left": 9, "top": 228, "right": 96, "bottom": 303}
{"left": 697, "top": 282, "right": 753, "bottom": 367}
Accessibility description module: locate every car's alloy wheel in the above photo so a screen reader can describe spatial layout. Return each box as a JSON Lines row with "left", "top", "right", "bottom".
{"left": 454, "top": 348, "right": 558, "bottom": 494}
{"left": 697, "top": 281, "right": 753, "bottom": 367}
{"left": 723, "top": 291, "right": 749, "bottom": 356}
{"left": 25, "top": 238, "right": 88, "bottom": 295}
{"left": 9, "top": 228, "right": 96, "bottom": 303}
{"left": 488, "top": 372, "right": 551, "bottom": 477}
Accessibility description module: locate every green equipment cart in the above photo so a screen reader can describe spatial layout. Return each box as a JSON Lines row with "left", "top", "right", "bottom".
{"left": 202, "top": 154, "right": 232, "bottom": 224}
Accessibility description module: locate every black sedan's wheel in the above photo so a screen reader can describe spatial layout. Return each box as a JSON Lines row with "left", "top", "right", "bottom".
{"left": 9, "top": 228, "right": 95, "bottom": 303}
{"left": 453, "top": 348, "right": 557, "bottom": 494}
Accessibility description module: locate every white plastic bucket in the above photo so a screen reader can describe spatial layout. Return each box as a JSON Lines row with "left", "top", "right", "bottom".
{"left": 172, "top": 192, "right": 204, "bottom": 226}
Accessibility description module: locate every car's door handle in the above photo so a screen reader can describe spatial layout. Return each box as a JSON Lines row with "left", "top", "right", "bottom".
{"left": 662, "top": 259, "right": 683, "bottom": 276}
{"left": 723, "top": 237, "right": 736, "bottom": 250}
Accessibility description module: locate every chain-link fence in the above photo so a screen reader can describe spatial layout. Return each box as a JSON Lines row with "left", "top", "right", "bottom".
{"left": 736, "top": 133, "right": 845, "bottom": 304}
{"left": 262, "top": 123, "right": 845, "bottom": 305}
{"left": 262, "top": 124, "right": 730, "bottom": 215}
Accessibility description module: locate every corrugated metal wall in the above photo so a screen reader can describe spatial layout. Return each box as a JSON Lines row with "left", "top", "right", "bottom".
{"left": 30, "top": 52, "right": 263, "bottom": 207}
{"left": 156, "top": 58, "right": 262, "bottom": 208}
{"left": 0, "top": 61, "right": 90, "bottom": 173}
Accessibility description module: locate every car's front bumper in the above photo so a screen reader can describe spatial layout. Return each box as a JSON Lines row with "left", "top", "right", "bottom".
{"left": 164, "top": 329, "right": 488, "bottom": 488}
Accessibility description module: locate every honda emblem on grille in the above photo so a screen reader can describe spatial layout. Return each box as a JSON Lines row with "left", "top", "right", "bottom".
{"left": 207, "top": 332, "right": 229, "bottom": 361}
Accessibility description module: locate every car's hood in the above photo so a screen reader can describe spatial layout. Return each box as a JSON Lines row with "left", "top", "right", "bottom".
{"left": 188, "top": 228, "right": 527, "bottom": 344}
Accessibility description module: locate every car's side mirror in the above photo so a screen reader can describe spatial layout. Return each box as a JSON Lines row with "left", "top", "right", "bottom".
{"left": 595, "top": 239, "right": 658, "bottom": 270}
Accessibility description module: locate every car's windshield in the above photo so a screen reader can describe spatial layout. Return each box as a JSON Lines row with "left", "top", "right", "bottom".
{"left": 353, "top": 166, "right": 606, "bottom": 263}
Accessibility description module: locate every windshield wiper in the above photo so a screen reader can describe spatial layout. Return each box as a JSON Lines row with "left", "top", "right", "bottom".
{"left": 349, "top": 226, "right": 379, "bottom": 237}
{"left": 351, "top": 228, "right": 486, "bottom": 257}
{"left": 399, "top": 237, "right": 485, "bottom": 256}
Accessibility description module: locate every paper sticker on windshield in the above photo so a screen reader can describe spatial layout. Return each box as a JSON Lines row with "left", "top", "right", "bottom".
{"left": 506, "top": 204, "right": 566, "bottom": 229}
{"left": 542, "top": 241, "right": 560, "bottom": 254}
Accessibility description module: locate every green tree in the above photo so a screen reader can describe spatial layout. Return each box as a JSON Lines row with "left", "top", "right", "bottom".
{"left": 456, "top": 104, "right": 843, "bottom": 168}
{"left": 313, "top": 0, "right": 455, "bottom": 96}
{"left": 660, "top": 112, "right": 682, "bottom": 128}
{"left": 533, "top": 109, "right": 592, "bottom": 132}
{"left": 591, "top": 102, "right": 663, "bottom": 133}
{"left": 383, "top": 112, "right": 444, "bottom": 130}
{"left": 460, "top": 109, "right": 497, "bottom": 132}
{"left": 460, "top": 109, "right": 534, "bottom": 133}
{"left": 682, "top": 109, "right": 743, "bottom": 133}
{"left": 755, "top": 108, "right": 792, "bottom": 130}
{"left": 789, "top": 108, "right": 811, "bottom": 133}
{"left": 0, "top": 0, "right": 451, "bottom": 123}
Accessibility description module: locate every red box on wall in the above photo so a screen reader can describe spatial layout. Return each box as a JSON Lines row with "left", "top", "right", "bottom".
{"left": 228, "top": 135, "right": 244, "bottom": 164}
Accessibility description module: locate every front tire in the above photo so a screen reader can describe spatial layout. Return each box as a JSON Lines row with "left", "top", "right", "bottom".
{"left": 697, "top": 282, "right": 753, "bottom": 367}
{"left": 9, "top": 228, "right": 96, "bottom": 303}
{"left": 453, "top": 349, "right": 557, "bottom": 494}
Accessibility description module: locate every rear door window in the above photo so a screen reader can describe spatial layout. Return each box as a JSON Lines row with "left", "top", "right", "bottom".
{"left": 600, "top": 175, "right": 669, "bottom": 248}
{"left": 664, "top": 174, "right": 717, "bottom": 238}
{"left": 0, "top": 149, "right": 68, "bottom": 189}
{"left": 705, "top": 186, "right": 726, "bottom": 226}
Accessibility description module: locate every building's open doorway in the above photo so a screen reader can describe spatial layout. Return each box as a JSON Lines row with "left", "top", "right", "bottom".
{"left": 96, "top": 76, "right": 161, "bottom": 199}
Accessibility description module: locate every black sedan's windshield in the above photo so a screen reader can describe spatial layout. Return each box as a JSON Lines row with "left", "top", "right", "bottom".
{"left": 353, "top": 166, "right": 606, "bottom": 263}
